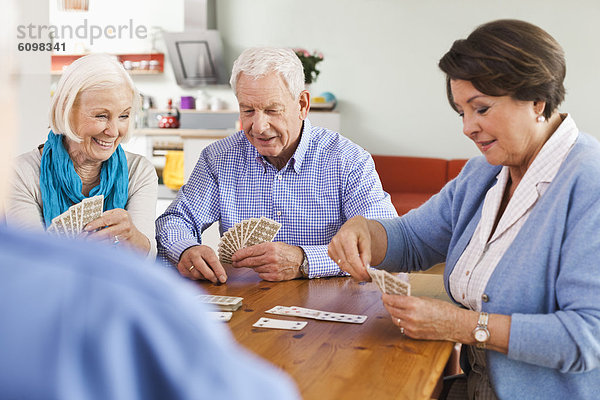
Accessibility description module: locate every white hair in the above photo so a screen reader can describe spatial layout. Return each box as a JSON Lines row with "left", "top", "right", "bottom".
{"left": 49, "top": 53, "right": 140, "bottom": 143}
{"left": 230, "top": 47, "right": 305, "bottom": 101}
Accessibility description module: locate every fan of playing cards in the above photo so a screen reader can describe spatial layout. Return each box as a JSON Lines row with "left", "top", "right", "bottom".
{"left": 46, "top": 195, "right": 104, "bottom": 238}
{"left": 367, "top": 267, "right": 411, "bottom": 296}
{"left": 218, "top": 217, "right": 282, "bottom": 264}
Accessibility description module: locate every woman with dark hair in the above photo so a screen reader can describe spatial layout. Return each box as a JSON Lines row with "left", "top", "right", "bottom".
{"left": 328, "top": 20, "right": 600, "bottom": 398}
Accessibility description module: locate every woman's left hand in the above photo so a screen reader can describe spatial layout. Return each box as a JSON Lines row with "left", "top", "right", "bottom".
{"left": 82, "top": 208, "right": 150, "bottom": 253}
{"left": 382, "top": 294, "right": 464, "bottom": 341}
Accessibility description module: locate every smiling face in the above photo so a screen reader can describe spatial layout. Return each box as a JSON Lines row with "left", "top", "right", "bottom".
{"left": 67, "top": 85, "right": 133, "bottom": 165}
{"left": 450, "top": 79, "right": 549, "bottom": 177}
{"left": 236, "top": 72, "right": 309, "bottom": 169}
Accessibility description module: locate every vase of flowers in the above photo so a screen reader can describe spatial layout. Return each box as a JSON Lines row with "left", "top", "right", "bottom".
{"left": 294, "top": 49, "right": 324, "bottom": 85}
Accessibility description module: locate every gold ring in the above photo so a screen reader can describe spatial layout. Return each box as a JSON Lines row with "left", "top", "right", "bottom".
{"left": 188, "top": 265, "right": 195, "bottom": 272}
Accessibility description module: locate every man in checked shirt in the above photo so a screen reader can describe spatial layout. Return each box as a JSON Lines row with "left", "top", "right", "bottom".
{"left": 156, "top": 47, "right": 397, "bottom": 282}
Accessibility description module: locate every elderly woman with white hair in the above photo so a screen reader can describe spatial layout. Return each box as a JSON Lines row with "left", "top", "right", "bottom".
{"left": 6, "top": 53, "right": 157, "bottom": 257}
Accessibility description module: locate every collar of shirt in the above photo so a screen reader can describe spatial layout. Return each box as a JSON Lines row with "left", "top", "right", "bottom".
{"left": 485, "top": 113, "right": 578, "bottom": 243}
{"left": 249, "top": 119, "right": 314, "bottom": 174}
{"left": 528, "top": 113, "right": 578, "bottom": 190}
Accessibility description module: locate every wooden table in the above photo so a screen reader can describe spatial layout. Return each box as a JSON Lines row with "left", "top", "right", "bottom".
{"left": 198, "top": 268, "right": 454, "bottom": 400}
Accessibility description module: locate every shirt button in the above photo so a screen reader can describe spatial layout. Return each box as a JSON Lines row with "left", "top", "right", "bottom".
{"left": 277, "top": 175, "right": 282, "bottom": 180}
{"left": 462, "top": 293, "right": 465, "bottom": 300}
{"left": 276, "top": 211, "right": 282, "bottom": 216}
{"left": 465, "top": 271, "right": 470, "bottom": 276}
{"left": 482, "top": 294, "right": 489, "bottom": 303}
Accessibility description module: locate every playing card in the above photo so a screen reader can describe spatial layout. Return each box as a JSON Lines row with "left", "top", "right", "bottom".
{"left": 81, "top": 195, "right": 104, "bottom": 229}
{"left": 367, "top": 268, "right": 411, "bottom": 296}
{"left": 196, "top": 294, "right": 243, "bottom": 311}
{"left": 218, "top": 242, "right": 234, "bottom": 262}
{"left": 244, "top": 218, "right": 259, "bottom": 246}
{"left": 76, "top": 202, "right": 84, "bottom": 231}
{"left": 208, "top": 311, "right": 233, "bottom": 322}
{"left": 69, "top": 204, "right": 80, "bottom": 234}
{"left": 384, "top": 272, "right": 410, "bottom": 296}
{"left": 219, "top": 251, "right": 233, "bottom": 265}
{"left": 224, "top": 226, "right": 235, "bottom": 250}
{"left": 218, "top": 235, "right": 236, "bottom": 255}
{"left": 233, "top": 223, "right": 243, "bottom": 249}
{"left": 315, "top": 312, "right": 368, "bottom": 324}
{"left": 46, "top": 223, "right": 58, "bottom": 236}
{"left": 50, "top": 216, "right": 66, "bottom": 236}
{"left": 374, "top": 269, "right": 385, "bottom": 290}
{"left": 266, "top": 305, "right": 320, "bottom": 318}
{"left": 238, "top": 220, "right": 246, "bottom": 247}
{"left": 244, "top": 217, "right": 281, "bottom": 247}
{"left": 367, "top": 267, "right": 386, "bottom": 291}
{"left": 265, "top": 305, "right": 367, "bottom": 324}
{"left": 253, "top": 317, "right": 307, "bottom": 330}
{"left": 61, "top": 212, "right": 75, "bottom": 238}
{"left": 222, "top": 229, "right": 236, "bottom": 251}
{"left": 218, "top": 237, "right": 236, "bottom": 264}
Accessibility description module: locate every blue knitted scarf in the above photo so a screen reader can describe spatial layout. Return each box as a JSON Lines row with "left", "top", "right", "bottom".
{"left": 39, "top": 131, "right": 128, "bottom": 228}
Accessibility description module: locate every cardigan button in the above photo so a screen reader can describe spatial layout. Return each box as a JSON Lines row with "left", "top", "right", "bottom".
{"left": 482, "top": 294, "right": 489, "bottom": 303}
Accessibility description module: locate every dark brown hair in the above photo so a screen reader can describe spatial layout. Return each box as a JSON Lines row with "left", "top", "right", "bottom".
{"left": 438, "top": 19, "right": 566, "bottom": 119}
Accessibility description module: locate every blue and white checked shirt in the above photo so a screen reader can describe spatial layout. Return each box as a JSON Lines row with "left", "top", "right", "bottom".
{"left": 156, "top": 119, "right": 397, "bottom": 277}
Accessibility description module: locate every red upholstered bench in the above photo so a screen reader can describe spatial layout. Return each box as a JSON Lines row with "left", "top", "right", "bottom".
{"left": 372, "top": 155, "right": 468, "bottom": 215}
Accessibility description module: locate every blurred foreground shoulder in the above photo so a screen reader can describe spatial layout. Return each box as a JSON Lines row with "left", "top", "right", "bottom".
{"left": 0, "top": 228, "right": 299, "bottom": 400}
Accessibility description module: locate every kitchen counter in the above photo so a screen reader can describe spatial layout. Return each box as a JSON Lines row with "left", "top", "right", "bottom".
{"left": 134, "top": 128, "right": 235, "bottom": 139}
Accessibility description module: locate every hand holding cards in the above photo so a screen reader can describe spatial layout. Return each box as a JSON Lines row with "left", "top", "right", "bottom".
{"left": 218, "top": 217, "right": 282, "bottom": 264}
{"left": 47, "top": 195, "right": 104, "bottom": 238}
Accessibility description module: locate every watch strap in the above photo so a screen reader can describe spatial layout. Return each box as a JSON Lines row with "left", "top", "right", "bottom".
{"left": 299, "top": 249, "right": 309, "bottom": 278}
{"left": 474, "top": 312, "right": 490, "bottom": 349}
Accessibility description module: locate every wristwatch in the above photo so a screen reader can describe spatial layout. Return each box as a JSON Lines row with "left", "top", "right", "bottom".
{"left": 472, "top": 312, "right": 490, "bottom": 349}
{"left": 299, "top": 250, "right": 309, "bottom": 279}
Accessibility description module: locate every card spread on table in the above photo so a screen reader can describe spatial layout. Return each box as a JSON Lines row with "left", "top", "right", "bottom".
{"left": 218, "top": 217, "right": 282, "bottom": 264}
{"left": 266, "top": 305, "right": 367, "bottom": 324}
{"left": 253, "top": 317, "right": 307, "bottom": 330}
{"left": 196, "top": 294, "right": 243, "bottom": 311}
{"left": 367, "top": 268, "right": 411, "bottom": 296}
{"left": 208, "top": 311, "right": 233, "bottom": 322}
{"left": 47, "top": 195, "right": 104, "bottom": 238}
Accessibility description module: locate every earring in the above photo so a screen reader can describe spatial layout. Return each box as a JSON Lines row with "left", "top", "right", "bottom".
{"left": 536, "top": 115, "right": 546, "bottom": 123}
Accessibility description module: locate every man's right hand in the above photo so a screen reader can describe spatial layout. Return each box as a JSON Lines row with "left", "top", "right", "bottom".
{"left": 178, "top": 245, "right": 227, "bottom": 283}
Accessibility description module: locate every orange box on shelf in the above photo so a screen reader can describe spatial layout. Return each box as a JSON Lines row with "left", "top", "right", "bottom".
{"left": 51, "top": 53, "right": 164, "bottom": 75}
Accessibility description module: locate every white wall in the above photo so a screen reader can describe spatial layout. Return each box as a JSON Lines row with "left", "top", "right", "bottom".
{"left": 15, "top": 0, "right": 51, "bottom": 154}
{"left": 217, "top": 0, "right": 600, "bottom": 159}
{"left": 18, "top": 1, "right": 600, "bottom": 159}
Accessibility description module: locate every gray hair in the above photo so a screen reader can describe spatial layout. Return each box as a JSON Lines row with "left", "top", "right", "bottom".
{"left": 230, "top": 47, "right": 305, "bottom": 101}
{"left": 49, "top": 53, "right": 139, "bottom": 143}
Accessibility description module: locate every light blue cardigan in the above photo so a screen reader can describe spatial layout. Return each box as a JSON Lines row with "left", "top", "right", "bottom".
{"left": 377, "top": 132, "right": 600, "bottom": 399}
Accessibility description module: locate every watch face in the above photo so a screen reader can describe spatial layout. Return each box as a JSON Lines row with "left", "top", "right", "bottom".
{"left": 474, "top": 329, "right": 489, "bottom": 342}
